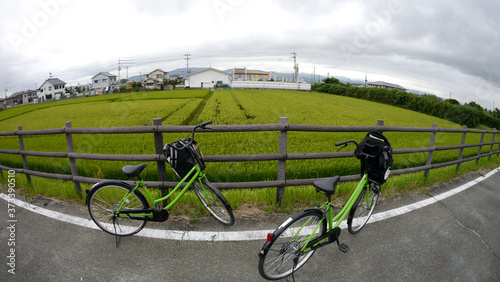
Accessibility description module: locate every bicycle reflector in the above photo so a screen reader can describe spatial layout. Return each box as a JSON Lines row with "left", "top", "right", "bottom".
{"left": 267, "top": 233, "right": 273, "bottom": 242}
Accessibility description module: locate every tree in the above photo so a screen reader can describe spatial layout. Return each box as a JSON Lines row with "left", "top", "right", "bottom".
{"left": 323, "top": 77, "right": 340, "bottom": 84}
{"left": 445, "top": 98, "right": 460, "bottom": 105}
{"left": 465, "top": 101, "right": 484, "bottom": 111}
{"left": 494, "top": 108, "right": 500, "bottom": 118}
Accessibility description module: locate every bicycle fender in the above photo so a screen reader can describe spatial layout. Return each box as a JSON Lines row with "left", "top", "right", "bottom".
{"left": 259, "top": 208, "right": 324, "bottom": 258}
{"left": 85, "top": 180, "right": 134, "bottom": 206}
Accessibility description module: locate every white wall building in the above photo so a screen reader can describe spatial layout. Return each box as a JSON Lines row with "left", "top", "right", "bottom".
{"left": 187, "top": 68, "right": 231, "bottom": 89}
{"left": 91, "top": 72, "right": 117, "bottom": 95}
{"left": 37, "top": 78, "right": 67, "bottom": 102}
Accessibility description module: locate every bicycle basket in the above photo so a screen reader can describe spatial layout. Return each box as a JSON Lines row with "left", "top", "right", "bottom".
{"left": 355, "top": 131, "right": 393, "bottom": 184}
{"left": 163, "top": 139, "right": 206, "bottom": 178}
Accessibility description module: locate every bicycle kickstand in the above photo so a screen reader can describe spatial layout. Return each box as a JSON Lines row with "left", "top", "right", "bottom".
{"left": 113, "top": 216, "right": 121, "bottom": 248}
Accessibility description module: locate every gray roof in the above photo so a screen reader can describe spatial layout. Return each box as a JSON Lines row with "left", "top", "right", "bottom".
{"left": 9, "top": 89, "right": 36, "bottom": 98}
{"left": 147, "top": 69, "right": 167, "bottom": 76}
{"left": 45, "top": 78, "right": 66, "bottom": 86}
{"left": 92, "top": 72, "right": 117, "bottom": 79}
{"left": 368, "top": 81, "right": 406, "bottom": 90}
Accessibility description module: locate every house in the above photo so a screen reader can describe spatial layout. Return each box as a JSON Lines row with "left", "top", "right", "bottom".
{"left": 6, "top": 92, "right": 23, "bottom": 106}
{"left": 169, "top": 74, "right": 185, "bottom": 85}
{"left": 21, "top": 89, "right": 37, "bottom": 104}
{"left": 3, "top": 89, "right": 37, "bottom": 106}
{"left": 0, "top": 98, "right": 5, "bottom": 110}
{"left": 90, "top": 72, "right": 117, "bottom": 95}
{"left": 37, "top": 78, "right": 67, "bottom": 102}
{"left": 187, "top": 68, "right": 231, "bottom": 89}
{"left": 144, "top": 69, "right": 169, "bottom": 90}
{"left": 367, "top": 81, "right": 406, "bottom": 91}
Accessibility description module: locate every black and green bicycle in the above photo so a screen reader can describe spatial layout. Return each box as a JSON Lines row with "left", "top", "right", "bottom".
{"left": 258, "top": 132, "right": 392, "bottom": 280}
{"left": 86, "top": 121, "right": 235, "bottom": 243}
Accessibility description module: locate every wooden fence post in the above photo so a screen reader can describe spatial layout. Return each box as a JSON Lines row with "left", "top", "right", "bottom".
{"left": 377, "top": 119, "right": 384, "bottom": 129}
{"left": 424, "top": 123, "right": 437, "bottom": 179}
{"left": 276, "top": 117, "right": 288, "bottom": 205}
{"left": 65, "top": 122, "right": 82, "bottom": 196}
{"left": 476, "top": 126, "right": 485, "bottom": 163}
{"left": 153, "top": 118, "right": 168, "bottom": 205}
{"left": 456, "top": 125, "right": 467, "bottom": 171}
{"left": 17, "top": 126, "right": 31, "bottom": 183}
{"left": 498, "top": 129, "right": 500, "bottom": 157}
{"left": 490, "top": 129, "right": 497, "bottom": 160}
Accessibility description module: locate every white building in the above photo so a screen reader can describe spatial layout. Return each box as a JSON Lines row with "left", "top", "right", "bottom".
{"left": 90, "top": 72, "right": 117, "bottom": 95}
{"left": 37, "top": 78, "right": 67, "bottom": 102}
{"left": 187, "top": 68, "right": 231, "bottom": 89}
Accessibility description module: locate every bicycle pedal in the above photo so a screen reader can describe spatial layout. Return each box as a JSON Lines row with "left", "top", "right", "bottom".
{"left": 338, "top": 243, "right": 349, "bottom": 253}
{"left": 154, "top": 203, "right": 162, "bottom": 212}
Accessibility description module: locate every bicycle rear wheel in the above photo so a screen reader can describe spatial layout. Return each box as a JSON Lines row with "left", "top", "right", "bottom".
{"left": 193, "top": 178, "right": 235, "bottom": 226}
{"left": 259, "top": 209, "right": 326, "bottom": 280}
{"left": 347, "top": 184, "right": 379, "bottom": 234}
{"left": 87, "top": 182, "right": 149, "bottom": 236}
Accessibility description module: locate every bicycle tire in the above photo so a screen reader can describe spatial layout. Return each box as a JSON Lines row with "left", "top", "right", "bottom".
{"left": 347, "top": 184, "right": 379, "bottom": 234}
{"left": 87, "top": 181, "right": 149, "bottom": 236}
{"left": 259, "top": 209, "right": 326, "bottom": 280}
{"left": 193, "top": 178, "right": 235, "bottom": 226}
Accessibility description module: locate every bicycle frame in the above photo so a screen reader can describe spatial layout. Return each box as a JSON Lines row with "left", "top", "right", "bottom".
{"left": 301, "top": 173, "right": 369, "bottom": 252}
{"left": 116, "top": 164, "right": 205, "bottom": 218}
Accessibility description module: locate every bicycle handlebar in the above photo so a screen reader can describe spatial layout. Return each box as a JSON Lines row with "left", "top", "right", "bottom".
{"left": 186, "top": 120, "right": 213, "bottom": 146}
{"left": 335, "top": 140, "right": 358, "bottom": 147}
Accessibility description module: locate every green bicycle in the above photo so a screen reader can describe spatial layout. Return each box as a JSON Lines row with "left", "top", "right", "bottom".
{"left": 258, "top": 134, "right": 392, "bottom": 280}
{"left": 86, "top": 121, "right": 235, "bottom": 242}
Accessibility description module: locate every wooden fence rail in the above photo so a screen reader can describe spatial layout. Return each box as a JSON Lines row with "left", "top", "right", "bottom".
{"left": 0, "top": 118, "right": 499, "bottom": 204}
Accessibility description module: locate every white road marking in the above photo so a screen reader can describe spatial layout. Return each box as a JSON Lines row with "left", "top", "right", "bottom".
{"left": 1, "top": 167, "right": 498, "bottom": 241}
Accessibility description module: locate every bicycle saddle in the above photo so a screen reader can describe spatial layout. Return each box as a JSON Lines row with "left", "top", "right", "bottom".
{"left": 313, "top": 175, "right": 340, "bottom": 195}
{"left": 122, "top": 163, "right": 147, "bottom": 178}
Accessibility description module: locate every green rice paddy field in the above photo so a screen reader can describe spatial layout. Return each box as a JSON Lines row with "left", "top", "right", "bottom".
{"left": 1, "top": 89, "right": 499, "bottom": 213}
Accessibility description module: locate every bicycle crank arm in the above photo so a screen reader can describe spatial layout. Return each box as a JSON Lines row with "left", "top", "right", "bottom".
{"left": 303, "top": 227, "right": 349, "bottom": 253}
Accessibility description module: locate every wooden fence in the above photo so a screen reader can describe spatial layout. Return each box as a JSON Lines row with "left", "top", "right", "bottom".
{"left": 0, "top": 117, "right": 499, "bottom": 204}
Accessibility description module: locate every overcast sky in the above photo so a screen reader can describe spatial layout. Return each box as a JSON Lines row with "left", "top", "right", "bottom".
{"left": 1, "top": 0, "right": 499, "bottom": 110}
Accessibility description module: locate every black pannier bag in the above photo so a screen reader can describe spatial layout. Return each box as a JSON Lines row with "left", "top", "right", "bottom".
{"left": 354, "top": 131, "right": 393, "bottom": 184}
{"left": 163, "top": 139, "right": 206, "bottom": 178}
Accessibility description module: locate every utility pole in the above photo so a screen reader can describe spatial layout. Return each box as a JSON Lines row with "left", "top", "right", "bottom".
{"left": 291, "top": 51, "right": 298, "bottom": 82}
{"left": 313, "top": 66, "right": 315, "bottom": 84}
{"left": 4, "top": 87, "right": 7, "bottom": 99}
{"left": 184, "top": 53, "right": 191, "bottom": 75}
{"left": 118, "top": 59, "right": 121, "bottom": 82}
{"left": 365, "top": 74, "right": 367, "bottom": 87}
{"left": 118, "top": 58, "right": 133, "bottom": 83}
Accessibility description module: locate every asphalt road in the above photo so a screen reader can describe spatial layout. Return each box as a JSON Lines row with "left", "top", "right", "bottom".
{"left": 1, "top": 169, "right": 500, "bottom": 281}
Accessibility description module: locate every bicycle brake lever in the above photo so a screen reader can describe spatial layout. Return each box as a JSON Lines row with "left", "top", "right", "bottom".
{"left": 336, "top": 144, "right": 348, "bottom": 152}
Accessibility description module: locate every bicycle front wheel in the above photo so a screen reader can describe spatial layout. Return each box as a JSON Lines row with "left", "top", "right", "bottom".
{"left": 87, "top": 182, "right": 149, "bottom": 236}
{"left": 259, "top": 209, "right": 326, "bottom": 280}
{"left": 348, "top": 184, "right": 379, "bottom": 234}
{"left": 193, "top": 178, "right": 235, "bottom": 226}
